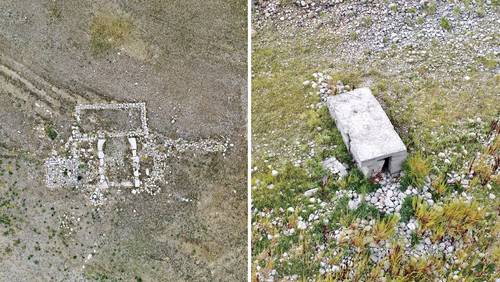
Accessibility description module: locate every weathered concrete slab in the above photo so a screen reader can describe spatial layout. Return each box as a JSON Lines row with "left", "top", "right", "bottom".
{"left": 326, "top": 88, "right": 407, "bottom": 176}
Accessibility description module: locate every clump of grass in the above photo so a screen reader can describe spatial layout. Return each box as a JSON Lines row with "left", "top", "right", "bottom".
{"left": 413, "top": 197, "right": 436, "bottom": 230}
{"left": 44, "top": 125, "right": 57, "bottom": 140}
{"left": 89, "top": 12, "right": 134, "bottom": 52}
{"left": 423, "top": 1, "right": 437, "bottom": 15}
{"left": 401, "top": 153, "right": 431, "bottom": 189}
{"left": 372, "top": 214, "right": 398, "bottom": 242}
{"left": 414, "top": 196, "right": 485, "bottom": 236}
{"left": 440, "top": 17, "right": 452, "bottom": 30}
{"left": 360, "top": 16, "right": 372, "bottom": 27}
{"left": 338, "top": 168, "right": 381, "bottom": 194}
{"left": 375, "top": 83, "right": 387, "bottom": 91}
{"left": 410, "top": 232, "right": 420, "bottom": 247}
{"left": 400, "top": 196, "right": 414, "bottom": 223}
{"left": 470, "top": 135, "right": 500, "bottom": 186}
{"left": 475, "top": 8, "right": 485, "bottom": 17}
{"left": 431, "top": 178, "right": 448, "bottom": 196}
{"left": 350, "top": 32, "right": 358, "bottom": 41}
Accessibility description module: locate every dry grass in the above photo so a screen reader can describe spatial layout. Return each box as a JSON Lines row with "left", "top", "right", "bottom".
{"left": 402, "top": 153, "right": 431, "bottom": 189}
{"left": 431, "top": 178, "right": 448, "bottom": 196}
{"left": 372, "top": 215, "right": 398, "bottom": 242}
{"left": 414, "top": 196, "right": 485, "bottom": 236}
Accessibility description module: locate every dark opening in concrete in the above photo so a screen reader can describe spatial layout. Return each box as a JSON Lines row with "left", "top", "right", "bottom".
{"left": 382, "top": 157, "right": 390, "bottom": 172}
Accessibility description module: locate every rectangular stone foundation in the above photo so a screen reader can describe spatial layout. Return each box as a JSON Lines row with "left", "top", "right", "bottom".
{"left": 326, "top": 88, "right": 407, "bottom": 176}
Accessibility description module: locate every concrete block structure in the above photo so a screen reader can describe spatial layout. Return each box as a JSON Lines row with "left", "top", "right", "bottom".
{"left": 326, "top": 88, "right": 407, "bottom": 176}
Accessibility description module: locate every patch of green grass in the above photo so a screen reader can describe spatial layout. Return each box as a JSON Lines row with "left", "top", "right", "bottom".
{"left": 299, "top": 110, "right": 321, "bottom": 131}
{"left": 350, "top": 32, "right": 358, "bottom": 40}
{"left": 339, "top": 168, "right": 381, "bottom": 194}
{"left": 274, "top": 257, "right": 321, "bottom": 277}
{"left": 251, "top": 163, "right": 317, "bottom": 212}
{"left": 89, "top": 12, "right": 134, "bottom": 52}
{"left": 354, "top": 203, "right": 381, "bottom": 220}
{"left": 410, "top": 232, "right": 420, "bottom": 248}
{"left": 44, "top": 125, "right": 57, "bottom": 140}
{"left": 475, "top": 8, "right": 485, "bottom": 17}
{"left": 440, "top": 17, "right": 453, "bottom": 30}
{"left": 478, "top": 53, "right": 499, "bottom": 70}
{"left": 400, "top": 196, "right": 415, "bottom": 223}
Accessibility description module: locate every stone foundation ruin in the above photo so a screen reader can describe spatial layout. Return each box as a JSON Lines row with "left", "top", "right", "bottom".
{"left": 44, "top": 102, "right": 229, "bottom": 205}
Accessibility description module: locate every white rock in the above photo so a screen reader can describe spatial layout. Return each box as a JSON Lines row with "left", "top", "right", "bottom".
{"left": 272, "top": 170, "right": 279, "bottom": 176}
{"left": 387, "top": 190, "right": 393, "bottom": 198}
{"left": 438, "top": 152, "right": 445, "bottom": 158}
{"left": 303, "top": 188, "right": 318, "bottom": 196}
{"left": 348, "top": 200, "right": 358, "bottom": 210}
{"left": 287, "top": 207, "right": 295, "bottom": 213}
{"left": 297, "top": 221, "right": 307, "bottom": 230}
{"left": 303, "top": 80, "right": 310, "bottom": 86}
{"left": 309, "top": 197, "right": 316, "bottom": 203}
{"left": 489, "top": 194, "right": 496, "bottom": 200}
{"left": 384, "top": 198, "right": 394, "bottom": 208}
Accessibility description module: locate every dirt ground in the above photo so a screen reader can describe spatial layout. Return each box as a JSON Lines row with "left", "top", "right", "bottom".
{"left": 0, "top": 0, "right": 247, "bottom": 281}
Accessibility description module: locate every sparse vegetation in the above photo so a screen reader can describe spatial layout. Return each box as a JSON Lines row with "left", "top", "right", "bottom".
{"left": 360, "top": 16, "right": 372, "bottom": 27}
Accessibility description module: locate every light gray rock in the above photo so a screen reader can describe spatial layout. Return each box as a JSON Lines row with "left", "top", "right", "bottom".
{"left": 322, "top": 156, "right": 348, "bottom": 176}
{"left": 348, "top": 200, "right": 359, "bottom": 210}
{"left": 384, "top": 198, "right": 395, "bottom": 208}
{"left": 303, "top": 188, "right": 319, "bottom": 196}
